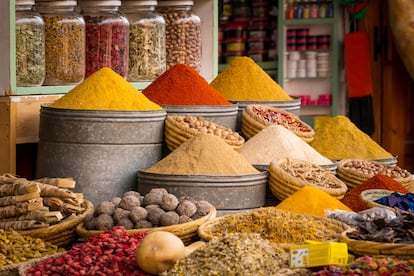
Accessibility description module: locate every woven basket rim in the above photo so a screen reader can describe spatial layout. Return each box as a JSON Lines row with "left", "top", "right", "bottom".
{"left": 165, "top": 116, "right": 244, "bottom": 149}
{"left": 339, "top": 228, "right": 414, "bottom": 258}
{"left": 360, "top": 189, "right": 405, "bottom": 212}
{"left": 17, "top": 200, "right": 94, "bottom": 237}
{"left": 76, "top": 206, "right": 217, "bottom": 241}
{"left": 269, "top": 158, "right": 348, "bottom": 197}
{"left": 337, "top": 159, "right": 412, "bottom": 184}
{"left": 0, "top": 252, "right": 65, "bottom": 275}
{"left": 243, "top": 104, "right": 315, "bottom": 136}
{"left": 198, "top": 207, "right": 350, "bottom": 243}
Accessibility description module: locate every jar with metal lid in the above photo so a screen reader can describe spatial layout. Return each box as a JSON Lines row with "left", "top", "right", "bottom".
{"left": 121, "top": 0, "right": 166, "bottom": 81}
{"left": 79, "top": 0, "right": 129, "bottom": 78}
{"left": 158, "top": 0, "right": 201, "bottom": 72}
{"left": 36, "top": 0, "right": 85, "bottom": 85}
{"left": 16, "top": 0, "right": 45, "bottom": 86}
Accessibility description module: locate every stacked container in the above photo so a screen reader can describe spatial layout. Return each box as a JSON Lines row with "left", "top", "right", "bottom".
{"left": 36, "top": 0, "right": 85, "bottom": 85}
{"left": 79, "top": 0, "right": 130, "bottom": 78}
{"left": 247, "top": 1, "right": 275, "bottom": 62}
{"left": 121, "top": 0, "right": 166, "bottom": 81}
{"left": 218, "top": 0, "right": 277, "bottom": 64}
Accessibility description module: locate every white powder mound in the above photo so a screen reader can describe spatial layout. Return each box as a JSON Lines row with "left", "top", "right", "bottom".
{"left": 238, "top": 125, "right": 333, "bottom": 166}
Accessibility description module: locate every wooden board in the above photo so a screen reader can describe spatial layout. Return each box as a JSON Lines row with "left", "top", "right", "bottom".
{"left": 0, "top": 95, "right": 62, "bottom": 174}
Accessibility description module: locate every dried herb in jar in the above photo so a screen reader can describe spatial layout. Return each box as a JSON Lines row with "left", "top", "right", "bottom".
{"left": 42, "top": 15, "right": 85, "bottom": 85}
{"left": 128, "top": 20, "right": 166, "bottom": 81}
{"left": 16, "top": 3, "right": 45, "bottom": 86}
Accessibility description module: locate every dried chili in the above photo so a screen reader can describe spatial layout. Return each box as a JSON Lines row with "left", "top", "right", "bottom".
{"left": 122, "top": 2, "right": 166, "bottom": 81}
{"left": 81, "top": 2, "right": 129, "bottom": 78}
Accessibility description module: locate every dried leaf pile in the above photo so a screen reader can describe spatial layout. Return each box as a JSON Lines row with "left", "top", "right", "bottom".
{"left": 346, "top": 209, "right": 414, "bottom": 244}
{"left": 0, "top": 174, "right": 86, "bottom": 231}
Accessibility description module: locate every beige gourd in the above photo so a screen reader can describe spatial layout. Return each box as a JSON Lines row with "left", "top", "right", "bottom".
{"left": 135, "top": 231, "right": 205, "bottom": 274}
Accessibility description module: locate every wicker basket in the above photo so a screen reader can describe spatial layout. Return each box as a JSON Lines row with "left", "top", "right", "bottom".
{"left": 336, "top": 159, "right": 413, "bottom": 189}
{"left": 164, "top": 115, "right": 244, "bottom": 152}
{"left": 241, "top": 104, "right": 314, "bottom": 142}
{"left": 76, "top": 206, "right": 216, "bottom": 245}
{"left": 360, "top": 189, "right": 404, "bottom": 211}
{"left": 17, "top": 252, "right": 64, "bottom": 276}
{"left": 0, "top": 252, "right": 64, "bottom": 276}
{"left": 339, "top": 228, "right": 414, "bottom": 259}
{"left": 17, "top": 200, "right": 94, "bottom": 248}
{"left": 198, "top": 207, "right": 350, "bottom": 247}
{"left": 268, "top": 158, "right": 348, "bottom": 201}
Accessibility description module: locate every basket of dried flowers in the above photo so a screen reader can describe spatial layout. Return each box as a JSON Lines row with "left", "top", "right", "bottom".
{"left": 198, "top": 207, "right": 350, "bottom": 247}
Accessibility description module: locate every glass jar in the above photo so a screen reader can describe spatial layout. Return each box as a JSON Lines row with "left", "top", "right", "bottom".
{"left": 121, "top": 0, "right": 166, "bottom": 81}
{"left": 79, "top": 0, "right": 129, "bottom": 78}
{"left": 158, "top": 0, "right": 201, "bottom": 71}
{"left": 36, "top": 0, "right": 85, "bottom": 85}
{"left": 16, "top": 0, "right": 45, "bottom": 86}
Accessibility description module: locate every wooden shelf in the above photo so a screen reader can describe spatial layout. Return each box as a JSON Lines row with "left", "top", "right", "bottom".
{"left": 0, "top": 94, "right": 62, "bottom": 174}
{"left": 1, "top": 0, "right": 219, "bottom": 96}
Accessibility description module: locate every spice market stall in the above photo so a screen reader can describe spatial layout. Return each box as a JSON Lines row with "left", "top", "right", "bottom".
{"left": 3, "top": 10, "right": 414, "bottom": 271}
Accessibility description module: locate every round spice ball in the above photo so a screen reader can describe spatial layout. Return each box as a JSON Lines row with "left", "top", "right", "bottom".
{"left": 130, "top": 206, "right": 148, "bottom": 223}
{"left": 143, "top": 191, "right": 165, "bottom": 206}
{"left": 176, "top": 200, "right": 197, "bottom": 217}
{"left": 160, "top": 211, "right": 180, "bottom": 226}
{"left": 122, "top": 190, "right": 142, "bottom": 198}
{"left": 179, "top": 215, "right": 193, "bottom": 224}
{"left": 95, "top": 213, "right": 114, "bottom": 230}
{"left": 83, "top": 213, "right": 96, "bottom": 230}
{"left": 94, "top": 201, "right": 115, "bottom": 216}
{"left": 113, "top": 207, "right": 130, "bottom": 223}
{"left": 160, "top": 193, "right": 179, "bottom": 211}
{"left": 118, "top": 194, "right": 141, "bottom": 211}
{"left": 117, "top": 217, "right": 134, "bottom": 230}
{"left": 111, "top": 197, "right": 122, "bottom": 207}
{"left": 147, "top": 206, "right": 166, "bottom": 226}
{"left": 195, "top": 200, "right": 212, "bottom": 217}
{"left": 135, "top": 220, "right": 153, "bottom": 229}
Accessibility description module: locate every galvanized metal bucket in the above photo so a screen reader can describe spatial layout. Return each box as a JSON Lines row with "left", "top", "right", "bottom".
{"left": 137, "top": 170, "right": 268, "bottom": 212}
{"left": 161, "top": 103, "right": 239, "bottom": 130}
{"left": 36, "top": 106, "right": 167, "bottom": 206}
{"left": 233, "top": 97, "right": 301, "bottom": 132}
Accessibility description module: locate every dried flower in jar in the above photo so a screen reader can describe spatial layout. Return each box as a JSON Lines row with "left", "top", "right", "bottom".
{"left": 83, "top": 15, "right": 129, "bottom": 78}
{"left": 42, "top": 15, "right": 85, "bottom": 85}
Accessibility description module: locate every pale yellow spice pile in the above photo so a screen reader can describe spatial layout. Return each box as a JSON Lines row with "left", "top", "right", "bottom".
{"left": 210, "top": 56, "right": 293, "bottom": 101}
{"left": 310, "top": 115, "right": 393, "bottom": 160}
{"left": 145, "top": 133, "right": 259, "bottom": 175}
{"left": 238, "top": 125, "right": 333, "bottom": 166}
{"left": 49, "top": 67, "right": 162, "bottom": 111}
